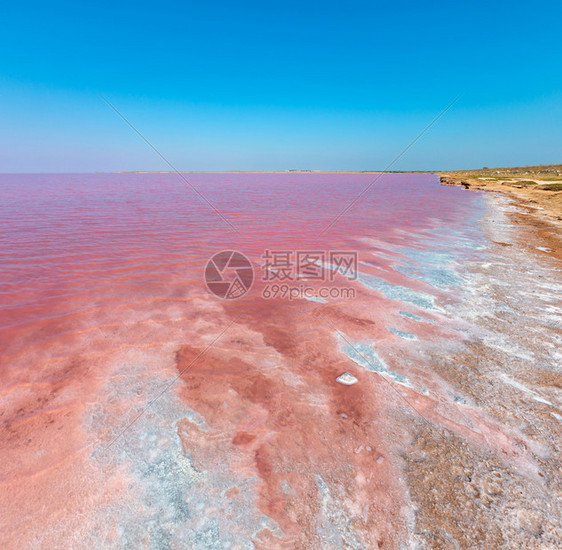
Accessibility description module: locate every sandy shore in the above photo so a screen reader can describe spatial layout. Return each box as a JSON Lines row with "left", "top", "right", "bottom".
{"left": 439, "top": 169, "right": 562, "bottom": 270}
{"left": 439, "top": 166, "right": 562, "bottom": 226}
{"left": 402, "top": 191, "right": 562, "bottom": 547}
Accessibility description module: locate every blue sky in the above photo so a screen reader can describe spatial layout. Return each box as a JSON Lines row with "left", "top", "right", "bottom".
{"left": 1, "top": 0, "right": 561, "bottom": 172}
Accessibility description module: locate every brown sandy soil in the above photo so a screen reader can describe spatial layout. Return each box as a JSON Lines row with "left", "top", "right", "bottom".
{"left": 438, "top": 164, "right": 562, "bottom": 230}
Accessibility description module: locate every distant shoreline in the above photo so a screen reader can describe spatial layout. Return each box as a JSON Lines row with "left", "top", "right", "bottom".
{"left": 117, "top": 163, "right": 561, "bottom": 175}
{"left": 118, "top": 170, "right": 399, "bottom": 174}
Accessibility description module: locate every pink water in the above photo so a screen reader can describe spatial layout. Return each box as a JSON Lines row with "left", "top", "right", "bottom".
{"left": 0, "top": 172, "right": 481, "bottom": 330}
{"left": 1, "top": 172, "right": 511, "bottom": 548}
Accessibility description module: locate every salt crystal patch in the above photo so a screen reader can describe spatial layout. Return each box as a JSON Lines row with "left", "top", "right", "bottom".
{"left": 336, "top": 372, "right": 358, "bottom": 386}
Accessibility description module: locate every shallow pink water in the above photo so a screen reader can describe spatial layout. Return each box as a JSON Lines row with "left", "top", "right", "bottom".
{"left": 1, "top": 172, "right": 500, "bottom": 547}
{"left": 0, "top": 172, "right": 482, "bottom": 333}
